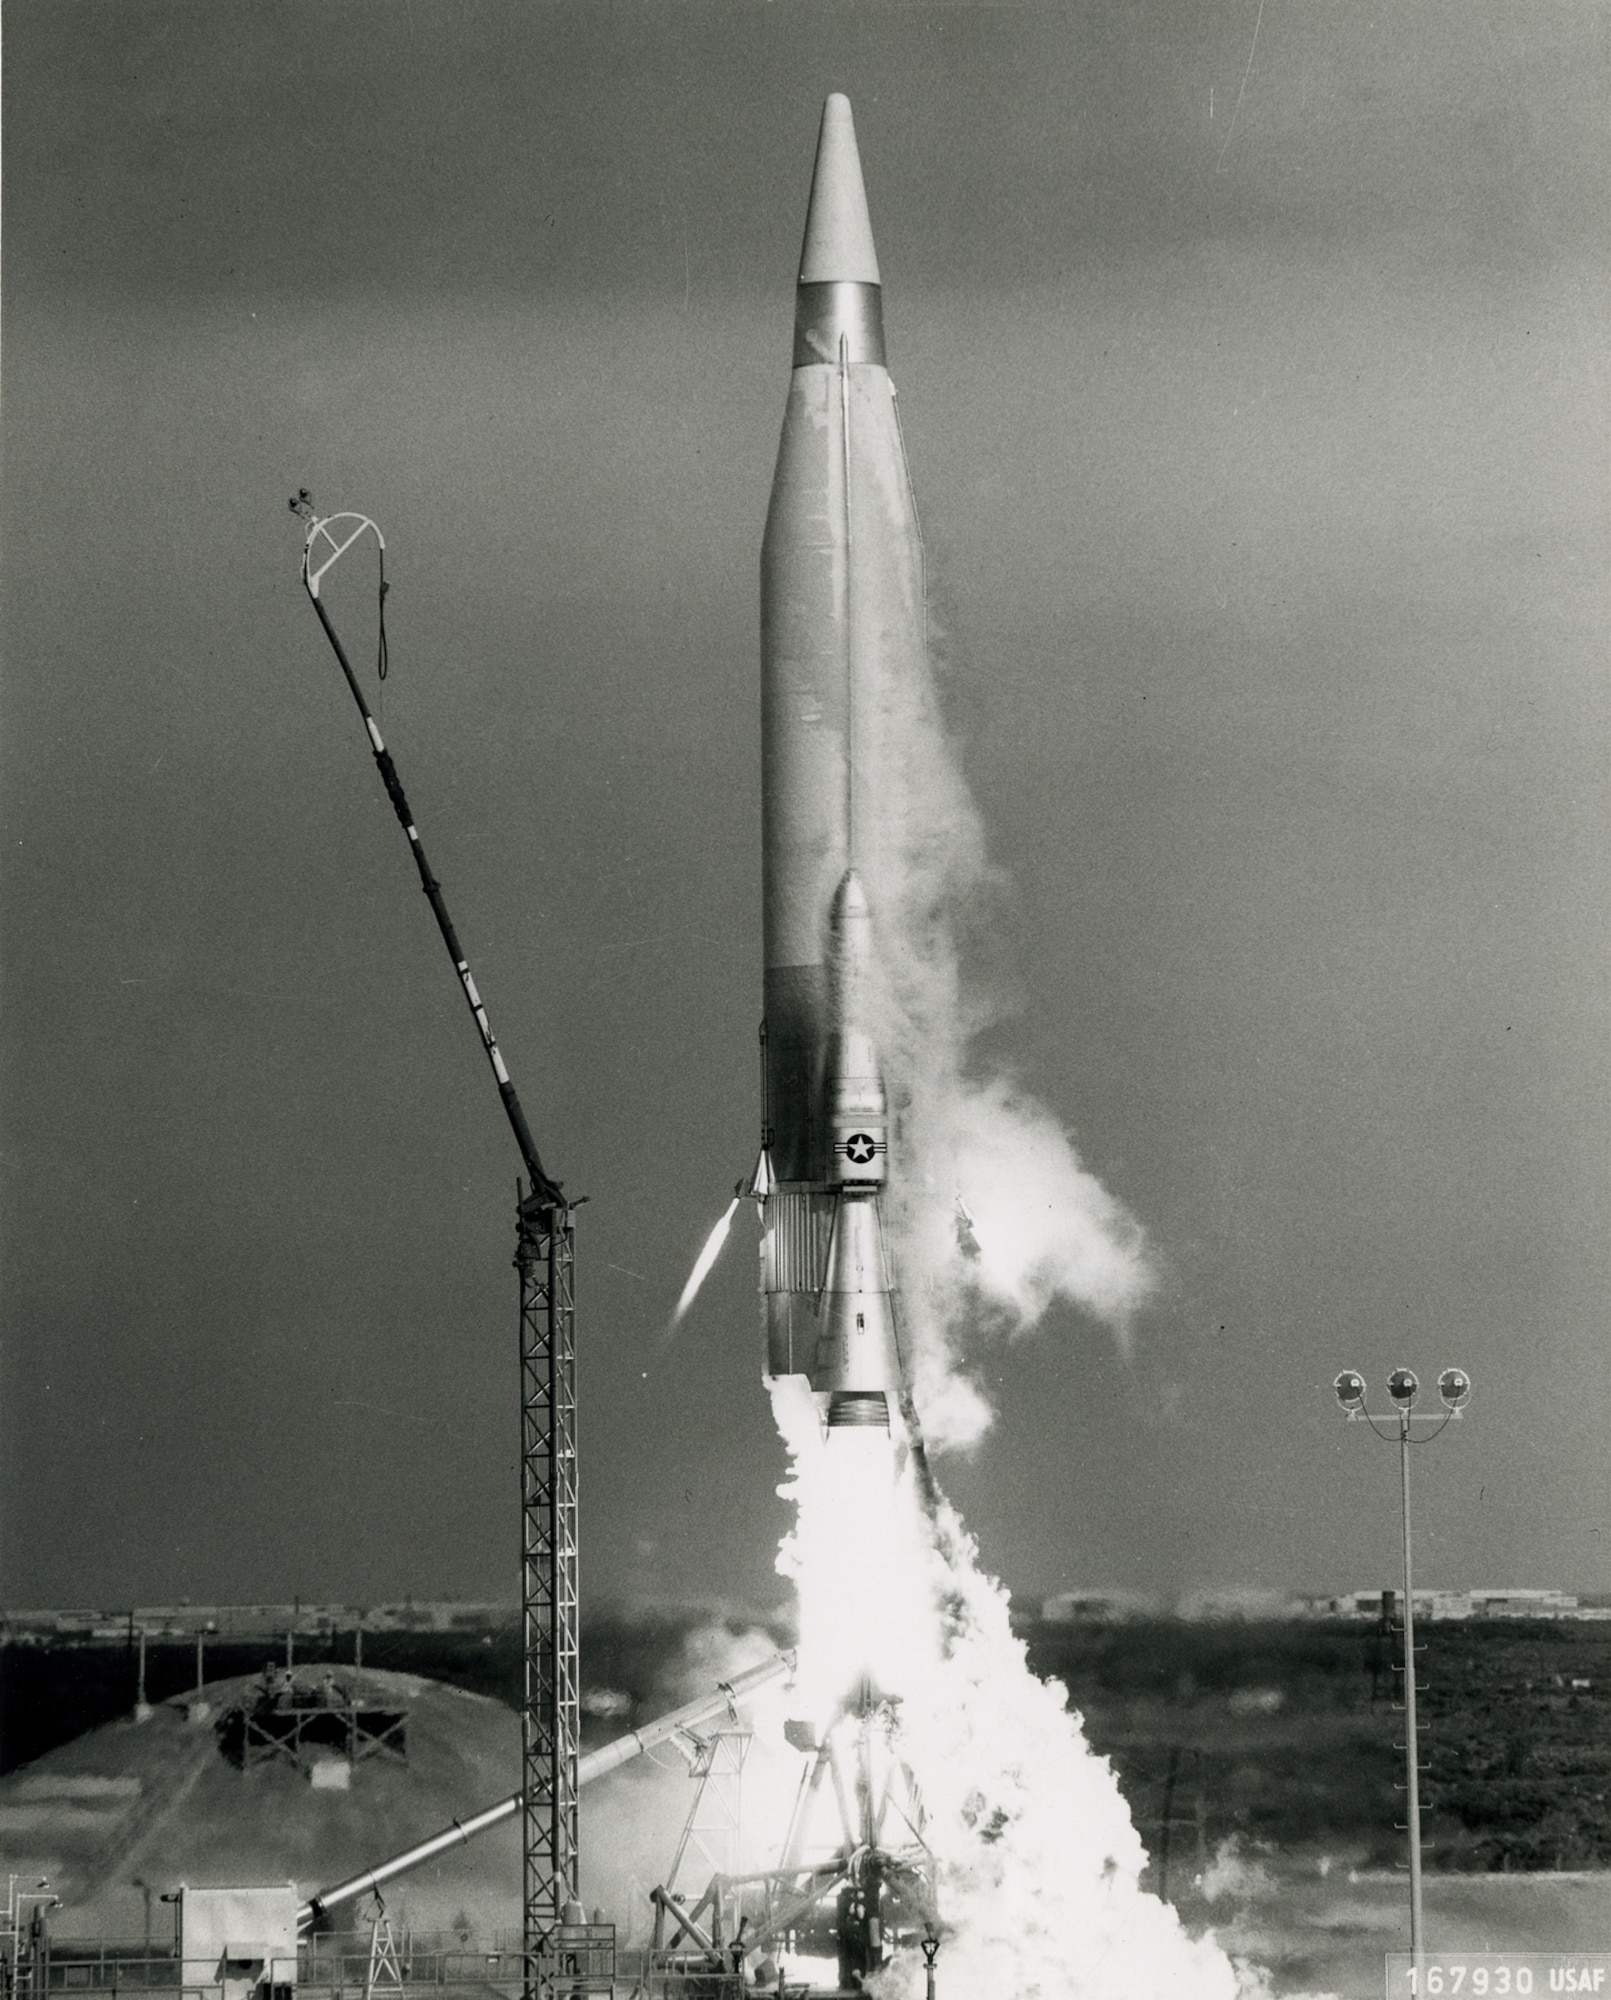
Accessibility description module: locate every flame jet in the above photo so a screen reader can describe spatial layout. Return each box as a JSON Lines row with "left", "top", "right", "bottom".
{"left": 758, "top": 96, "right": 921, "bottom": 1436}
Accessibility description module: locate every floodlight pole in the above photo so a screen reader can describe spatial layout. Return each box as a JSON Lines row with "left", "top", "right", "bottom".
{"left": 1334, "top": 1365, "right": 1469, "bottom": 1983}
{"left": 1396, "top": 1403, "right": 1424, "bottom": 1966}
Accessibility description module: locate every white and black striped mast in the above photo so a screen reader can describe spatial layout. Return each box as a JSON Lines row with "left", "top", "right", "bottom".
{"left": 292, "top": 497, "right": 579, "bottom": 1999}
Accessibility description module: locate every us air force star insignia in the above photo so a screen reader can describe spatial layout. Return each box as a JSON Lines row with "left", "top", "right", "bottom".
{"left": 845, "top": 1133, "right": 877, "bottom": 1164}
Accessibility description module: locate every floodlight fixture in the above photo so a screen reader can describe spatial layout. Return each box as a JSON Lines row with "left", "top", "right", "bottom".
{"left": 1333, "top": 1369, "right": 1367, "bottom": 1412}
{"left": 1387, "top": 1367, "right": 1419, "bottom": 1407}
{"left": 1438, "top": 1367, "right": 1471, "bottom": 1410}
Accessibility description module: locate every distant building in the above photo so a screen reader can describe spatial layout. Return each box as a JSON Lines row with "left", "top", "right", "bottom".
{"left": 1468, "top": 1587, "right": 1582, "bottom": 1617}
{"left": 1176, "top": 1586, "right": 1306, "bottom": 1622}
{"left": 1, "top": 1601, "right": 519, "bottom": 1645}
{"left": 1312, "top": 1587, "right": 1583, "bottom": 1621}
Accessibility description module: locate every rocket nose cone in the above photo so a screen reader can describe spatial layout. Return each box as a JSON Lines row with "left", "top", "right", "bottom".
{"left": 799, "top": 95, "right": 881, "bottom": 286}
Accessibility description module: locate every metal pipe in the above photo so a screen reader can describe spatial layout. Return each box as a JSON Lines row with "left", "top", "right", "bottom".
{"left": 648, "top": 1887, "right": 713, "bottom": 1955}
{"left": 298, "top": 1652, "right": 792, "bottom": 1932}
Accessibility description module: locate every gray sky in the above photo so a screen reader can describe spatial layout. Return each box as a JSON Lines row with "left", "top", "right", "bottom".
{"left": 3, "top": 0, "right": 1607, "bottom": 1615}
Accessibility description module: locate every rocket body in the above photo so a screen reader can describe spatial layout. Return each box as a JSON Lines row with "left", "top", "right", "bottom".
{"left": 759, "top": 97, "right": 921, "bottom": 1433}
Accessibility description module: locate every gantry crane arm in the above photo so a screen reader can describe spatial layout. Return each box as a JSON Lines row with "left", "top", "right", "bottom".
{"left": 292, "top": 496, "right": 583, "bottom": 1967}
{"left": 292, "top": 498, "right": 563, "bottom": 1207}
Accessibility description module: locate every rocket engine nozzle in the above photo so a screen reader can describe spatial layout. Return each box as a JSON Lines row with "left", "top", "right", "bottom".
{"left": 810, "top": 1191, "right": 899, "bottom": 1430}
{"left": 827, "top": 1389, "right": 891, "bottom": 1429}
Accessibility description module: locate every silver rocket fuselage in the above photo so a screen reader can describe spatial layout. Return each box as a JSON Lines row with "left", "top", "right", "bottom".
{"left": 759, "top": 98, "right": 922, "bottom": 1432}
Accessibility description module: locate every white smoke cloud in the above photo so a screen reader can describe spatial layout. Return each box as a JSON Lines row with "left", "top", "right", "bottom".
{"left": 857, "top": 592, "right": 1154, "bottom": 1447}
{"left": 760, "top": 1412, "right": 1280, "bottom": 2000}
{"left": 872, "top": 1496, "right": 1264, "bottom": 2000}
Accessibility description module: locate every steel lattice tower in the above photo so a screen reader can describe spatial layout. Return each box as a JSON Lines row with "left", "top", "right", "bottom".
{"left": 293, "top": 508, "right": 584, "bottom": 2000}
{"left": 517, "top": 1190, "right": 580, "bottom": 2000}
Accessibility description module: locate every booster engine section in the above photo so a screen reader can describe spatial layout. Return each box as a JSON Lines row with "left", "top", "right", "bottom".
{"left": 759, "top": 95, "right": 921, "bottom": 1438}
{"left": 817, "top": 1193, "right": 900, "bottom": 1432}
{"left": 824, "top": 871, "right": 888, "bottom": 1191}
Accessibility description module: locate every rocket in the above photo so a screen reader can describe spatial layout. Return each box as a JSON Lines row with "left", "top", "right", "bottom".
{"left": 758, "top": 96, "right": 922, "bottom": 1436}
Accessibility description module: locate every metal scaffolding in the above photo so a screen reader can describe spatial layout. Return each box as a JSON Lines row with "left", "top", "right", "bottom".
{"left": 517, "top": 1190, "right": 580, "bottom": 2000}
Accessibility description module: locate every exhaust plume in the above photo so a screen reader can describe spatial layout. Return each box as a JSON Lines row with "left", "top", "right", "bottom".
{"left": 669, "top": 1196, "right": 740, "bottom": 1329}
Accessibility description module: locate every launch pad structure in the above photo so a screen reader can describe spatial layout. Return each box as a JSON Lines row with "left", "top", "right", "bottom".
{"left": 644, "top": 1686, "right": 935, "bottom": 1996}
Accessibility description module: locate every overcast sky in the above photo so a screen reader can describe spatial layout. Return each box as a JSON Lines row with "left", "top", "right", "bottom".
{"left": 3, "top": 1, "right": 1606, "bottom": 1617}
